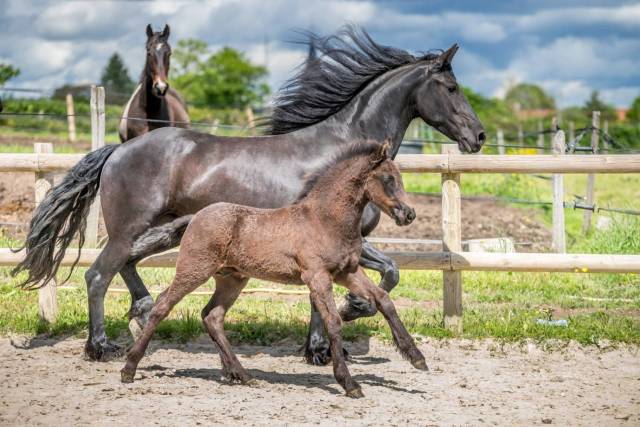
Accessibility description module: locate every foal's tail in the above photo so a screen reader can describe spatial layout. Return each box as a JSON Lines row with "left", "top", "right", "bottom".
{"left": 12, "top": 144, "right": 120, "bottom": 289}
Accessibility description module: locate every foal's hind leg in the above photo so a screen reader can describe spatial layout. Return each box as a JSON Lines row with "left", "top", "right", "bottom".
{"left": 122, "top": 216, "right": 192, "bottom": 340}
{"left": 121, "top": 253, "right": 215, "bottom": 382}
{"left": 337, "top": 268, "right": 427, "bottom": 370}
{"left": 202, "top": 275, "right": 251, "bottom": 384}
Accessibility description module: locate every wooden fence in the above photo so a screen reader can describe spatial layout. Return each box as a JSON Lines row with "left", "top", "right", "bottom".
{"left": 2, "top": 144, "right": 640, "bottom": 330}
{"left": 2, "top": 88, "right": 639, "bottom": 330}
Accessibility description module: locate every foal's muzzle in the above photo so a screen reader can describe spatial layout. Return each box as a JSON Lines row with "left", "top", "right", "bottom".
{"left": 392, "top": 205, "right": 416, "bottom": 226}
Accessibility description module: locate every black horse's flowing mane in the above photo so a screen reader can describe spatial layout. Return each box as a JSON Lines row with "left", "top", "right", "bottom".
{"left": 267, "top": 25, "right": 440, "bottom": 135}
{"left": 295, "top": 141, "right": 382, "bottom": 202}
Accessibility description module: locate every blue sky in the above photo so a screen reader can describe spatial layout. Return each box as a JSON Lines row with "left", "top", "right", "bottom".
{"left": 1, "top": 0, "right": 639, "bottom": 107}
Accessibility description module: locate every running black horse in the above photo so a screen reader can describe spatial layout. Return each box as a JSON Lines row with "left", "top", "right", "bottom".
{"left": 118, "top": 24, "right": 189, "bottom": 142}
{"left": 14, "top": 26, "right": 485, "bottom": 362}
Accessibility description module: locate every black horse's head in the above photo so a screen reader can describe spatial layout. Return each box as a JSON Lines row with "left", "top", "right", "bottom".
{"left": 414, "top": 45, "right": 485, "bottom": 153}
{"left": 145, "top": 24, "right": 171, "bottom": 97}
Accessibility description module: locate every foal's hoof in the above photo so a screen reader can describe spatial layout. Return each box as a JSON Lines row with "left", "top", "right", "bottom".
{"left": 339, "top": 293, "right": 377, "bottom": 322}
{"left": 84, "top": 340, "right": 124, "bottom": 362}
{"left": 120, "top": 369, "right": 135, "bottom": 383}
{"left": 411, "top": 358, "right": 429, "bottom": 371}
{"left": 346, "top": 387, "right": 364, "bottom": 399}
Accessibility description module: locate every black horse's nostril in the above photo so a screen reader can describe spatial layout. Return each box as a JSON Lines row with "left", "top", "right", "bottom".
{"left": 477, "top": 131, "right": 486, "bottom": 144}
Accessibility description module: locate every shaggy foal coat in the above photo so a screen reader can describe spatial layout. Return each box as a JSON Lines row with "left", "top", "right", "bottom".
{"left": 121, "top": 142, "right": 427, "bottom": 397}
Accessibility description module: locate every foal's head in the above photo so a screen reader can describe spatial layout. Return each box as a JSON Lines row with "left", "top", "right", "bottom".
{"left": 145, "top": 24, "right": 172, "bottom": 97}
{"left": 364, "top": 143, "right": 415, "bottom": 226}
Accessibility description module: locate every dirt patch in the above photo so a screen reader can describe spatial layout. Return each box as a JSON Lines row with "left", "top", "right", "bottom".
{"left": 372, "top": 193, "right": 551, "bottom": 252}
{"left": 0, "top": 177, "right": 552, "bottom": 253}
{"left": 0, "top": 337, "right": 637, "bottom": 426}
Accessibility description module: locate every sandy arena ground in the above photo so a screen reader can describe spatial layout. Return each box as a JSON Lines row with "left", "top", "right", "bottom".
{"left": 0, "top": 336, "right": 638, "bottom": 426}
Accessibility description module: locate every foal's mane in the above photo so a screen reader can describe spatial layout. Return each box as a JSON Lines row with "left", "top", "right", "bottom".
{"left": 267, "top": 24, "right": 440, "bottom": 135}
{"left": 295, "top": 141, "right": 382, "bottom": 202}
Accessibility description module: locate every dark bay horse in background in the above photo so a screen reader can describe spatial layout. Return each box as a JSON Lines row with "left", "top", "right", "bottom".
{"left": 121, "top": 142, "right": 424, "bottom": 398}
{"left": 118, "top": 24, "right": 189, "bottom": 142}
{"left": 14, "top": 26, "right": 485, "bottom": 362}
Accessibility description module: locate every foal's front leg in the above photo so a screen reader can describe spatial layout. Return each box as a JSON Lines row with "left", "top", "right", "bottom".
{"left": 338, "top": 268, "right": 427, "bottom": 371}
{"left": 303, "top": 270, "right": 363, "bottom": 398}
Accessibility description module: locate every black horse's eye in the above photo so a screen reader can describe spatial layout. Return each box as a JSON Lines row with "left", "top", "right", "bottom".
{"left": 448, "top": 85, "right": 457, "bottom": 93}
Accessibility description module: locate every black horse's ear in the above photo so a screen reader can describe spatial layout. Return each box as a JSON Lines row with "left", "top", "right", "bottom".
{"left": 146, "top": 24, "right": 154, "bottom": 38}
{"left": 438, "top": 43, "right": 459, "bottom": 68}
{"left": 162, "top": 24, "right": 170, "bottom": 39}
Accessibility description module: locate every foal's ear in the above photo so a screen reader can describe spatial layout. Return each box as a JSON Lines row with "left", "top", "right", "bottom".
{"left": 146, "top": 24, "right": 154, "bottom": 38}
{"left": 161, "top": 24, "right": 170, "bottom": 39}
{"left": 372, "top": 141, "right": 390, "bottom": 165}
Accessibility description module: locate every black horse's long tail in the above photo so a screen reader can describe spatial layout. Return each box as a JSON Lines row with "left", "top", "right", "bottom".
{"left": 12, "top": 144, "right": 120, "bottom": 289}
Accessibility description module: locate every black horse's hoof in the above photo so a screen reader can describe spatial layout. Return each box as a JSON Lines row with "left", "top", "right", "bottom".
{"left": 339, "top": 293, "right": 377, "bottom": 322}
{"left": 304, "top": 342, "right": 349, "bottom": 366}
{"left": 84, "top": 340, "right": 124, "bottom": 362}
{"left": 128, "top": 296, "right": 154, "bottom": 341}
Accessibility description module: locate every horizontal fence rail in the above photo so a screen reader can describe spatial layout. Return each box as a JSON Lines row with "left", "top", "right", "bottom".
{"left": 2, "top": 153, "right": 640, "bottom": 174}
{"left": 2, "top": 249, "right": 640, "bottom": 274}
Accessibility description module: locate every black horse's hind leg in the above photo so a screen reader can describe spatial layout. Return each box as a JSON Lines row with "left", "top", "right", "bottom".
{"left": 120, "top": 262, "right": 154, "bottom": 341}
{"left": 84, "top": 239, "right": 134, "bottom": 361}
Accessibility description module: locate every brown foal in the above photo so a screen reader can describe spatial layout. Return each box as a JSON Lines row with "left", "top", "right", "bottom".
{"left": 120, "top": 141, "right": 427, "bottom": 398}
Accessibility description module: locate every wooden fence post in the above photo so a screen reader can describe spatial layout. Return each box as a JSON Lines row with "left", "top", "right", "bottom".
{"left": 517, "top": 124, "right": 524, "bottom": 149}
{"left": 34, "top": 143, "right": 58, "bottom": 322}
{"left": 245, "top": 106, "right": 256, "bottom": 135}
{"left": 87, "top": 86, "right": 105, "bottom": 247}
{"left": 551, "top": 118, "right": 566, "bottom": 253}
{"left": 66, "top": 93, "right": 77, "bottom": 143}
{"left": 441, "top": 144, "right": 462, "bottom": 333}
{"left": 582, "top": 111, "right": 600, "bottom": 235}
{"left": 537, "top": 120, "right": 544, "bottom": 151}
{"left": 569, "top": 121, "right": 575, "bottom": 144}
{"left": 497, "top": 129, "right": 505, "bottom": 155}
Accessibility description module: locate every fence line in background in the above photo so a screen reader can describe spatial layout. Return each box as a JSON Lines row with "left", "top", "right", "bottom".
{"left": 583, "top": 111, "right": 600, "bottom": 235}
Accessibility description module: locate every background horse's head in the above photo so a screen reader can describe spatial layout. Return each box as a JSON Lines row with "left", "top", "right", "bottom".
{"left": 365, "top": 143, "right": 415, "bottom": 226}
{"left": 145, "top": 24, "right": 171, "bottom": 97}
{"left": 415, "top": 45, "right": 485, "bottom": 153}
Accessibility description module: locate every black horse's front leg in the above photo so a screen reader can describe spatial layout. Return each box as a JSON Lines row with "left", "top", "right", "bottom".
{"left": 338, "top": 240, "right": 399, "bottom": 321}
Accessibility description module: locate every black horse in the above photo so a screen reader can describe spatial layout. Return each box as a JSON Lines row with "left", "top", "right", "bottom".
{"left": 14, "top": 26, "right": 485, "bottom": 362}
{"left": 118, "top": 24, "right": 189, "bottom": 142}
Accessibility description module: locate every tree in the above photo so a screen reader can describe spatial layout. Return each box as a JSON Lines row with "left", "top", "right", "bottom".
{"left": 173, "top": 39, "right": 208, "bottom": 76}
{"left": 583, "top": 91, "right": 617, "bottom": 122}
{"left": 624, "top": 95, "right": 640, "bottom": 123}
{"left": 505, "top": 83, "right": 555, "bottom": 110}
{"left": 0, "top": 63, "right": 20, "bottom": 85}
{"left": 173, "top": 41, "right": 269, "bottom": 108}
{"left": 100, "top": 53, "right": 134, "bottom": 94}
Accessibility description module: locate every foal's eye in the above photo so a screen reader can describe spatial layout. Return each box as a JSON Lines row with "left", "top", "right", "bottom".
{"left": 383, "top": 175, "right": 395, "bottom": 186}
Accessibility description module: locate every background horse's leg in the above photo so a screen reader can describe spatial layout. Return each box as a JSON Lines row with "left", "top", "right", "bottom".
{"left": 120, "top": 261, "right": 153, "bottom": 340}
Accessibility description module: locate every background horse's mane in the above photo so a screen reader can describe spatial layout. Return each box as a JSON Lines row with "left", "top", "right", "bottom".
{"left": 267, "top": 24, "right": 440, "bottom": 135}
{"left": 295, "top": 140, "right": 382, "bottom": 202}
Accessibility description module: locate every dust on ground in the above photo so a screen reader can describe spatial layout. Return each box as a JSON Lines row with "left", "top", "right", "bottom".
{"left": 0, "top": 337, "right": 637, "bottom": 426}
